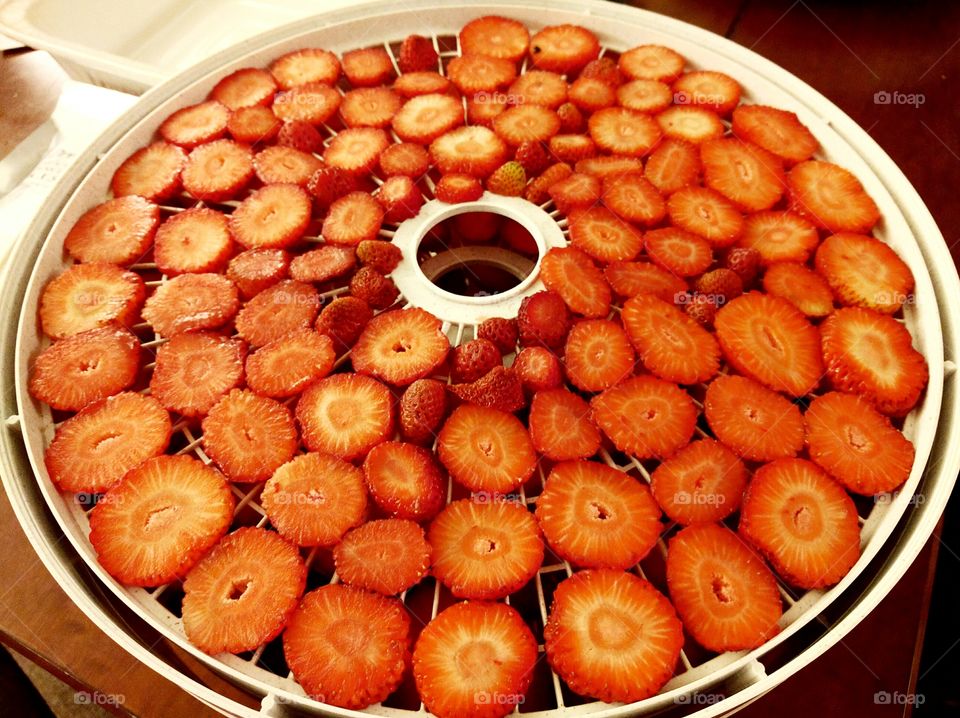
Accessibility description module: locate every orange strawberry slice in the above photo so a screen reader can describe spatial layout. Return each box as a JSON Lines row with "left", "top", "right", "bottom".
{"left": 229, "top": 184, "right": 312, "bottom": 249}
{"left": 392, "top": 93, "right": 464, "bottom": 144}
{"left": 563, "top": 318, "right": 636, "bottom": 393}
{"left": 288, "top": 245, "right": 356, "bottom": 284}
{"left": 245, "top": 329, "right": 335, "bottom": 398}
{"left": 159, "top": 100, "right": 230, "bottom": 149}
{"left": 235, "top": 279, "right": 319, "bottom": 347}
{"left": 644, "top": 137, "right": 701, "bottom": 195}
{"left": 341, "top": 46, "right": 395, "bottom": 87}
{"left": 430, "top": 126, "right": 509, "bottom": 178}
{"left": 323, "top": 127, "right": 390, "bottom": 175}
{"left": 762, "top": 262, "right": 835, "bottom": 317}
{"left": 352, "top": 307, "right": 450, "bottom": 386}
{"left": 269, "top": 48, "right": 340, "bottom": 89}
{"left": 273, "top": 82, "right": 342, "bottom": 124}
{"left": 64, "top": 195, "right": 159, "bottom": 266}
{"left": 153, "top": 207, "right": 235, "bottom": 276}
{"left": 460, "top": 16, "right": 531, "bottom": 62}
{"left": 588, "top": 107, "right": 662, "bottom": 156}
{"left": 143, "top": 273, "right": 240, "bottom": 337}
{"left": 210, "top": 67, "right": 277, "bottom": 110}
{"left": 363, "top": 441, "right": 446, "bottom": 522}
{"left": 732, "top": 104, "right": 818, "bottom": 164}
{"left": 539, "top": 246, "right": 611, "bottom": 318}
{"left": 738, "top": 210, "right": 819, "bottom": 266}
{"left": 548, "top": 172, "right": 601, "bottom": 215}
{"left": 528, "top": 388, "right": 601, "bottom": 461}
{"left": 644, "top": 226, "right": 714, "bottom": 277}
{"left": 508, "top": 70, "right": 569, "bottom": 109}
{"left": 673, "top": 70, "right": 741, "bottom": 115}
{"left": 447, "top": 54, "right": 517, "bottom": 95}
{"left": 604, "top": 260, "right": 688, "bottom": 302}
{"left": 701, "top": 138, "right": 785, "bottom": 212}
{"left": 252, "top": 145, "right": 322, "bottom": 186}
{"left": 226, "top": 248, "right": 290, "bottom": 300}
{"left": 656, "top": 105, "right": 724, "bottom": 144}
{"left": 568, "top": 205, "right": 644, "bottom": 263}
{"left": 110, "top": 141, "right": 185, "bottom": 202}
{"left": 150, "top": 332, "right": 245, "bottom": 417}
{"left": 787, "top": 160, "right": 880, "bottom": 234}
{"left": 181, "top": 139, "right": 254, "bottom": 202}
{"left": 667, "top": 186, "right": 744, "bottom": 247}
{"left": 322, "top": 191, "right": 385, "bottom": 246}
{"left": 334, "top": 519, "right": 432, "bottom": 595}
{"left": 618, "top": 44, "right": 685, "bottom": 82}
{"left": 815, "top": 232, "right": 914, "bottom": 314}
{"left": 39, "top": 263, "right": 145, "bottom": 339}
{"left": 602, "top": 173, "right": 667, "bottom": 226}
{"left": 529, "top": 24, "right": 600, "bottom": 74}
{"left": 617, "top": 78, "right": 674, "bottom": 113}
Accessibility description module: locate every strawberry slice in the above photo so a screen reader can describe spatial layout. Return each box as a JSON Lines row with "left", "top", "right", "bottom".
{"left": 181, "top": 139, "right": 254, "bottom": 202}
{"left": 229, "top": 184, "right": 312, "bottom": 249}
{"left": 621, "top": 293, "right": 720, "bottom": 384}
{"left": 548, "top": 173, "right": 601, "bottom": 215}
{"left": 393, "top": 71, "right": 451, "bottom": 98}
{"left": 820, "top": 307, "right": 928, "bottom": 416}
{"left": 414, "top": 601, "right": 536, "bottom": 718}
{"left": 435, "top": 173, "right": 484, "bottom": 203}
{"left": 150, "top": 332, "right": 245, "bottom": 417}
{"left": 588, "top": 107, "right": 661, "bottom": 157}
{"left": 226, "top": 248, "right": 290, "bottom": 300}
{"left": 493, "top": 104, "right": 561, "bottom": 146}
{"left": 278, "top": 119, "right": 324, "bottom": 154}
{"left": 235, "top": 279, "right": 319, "bottom": 347}
{"left": 617, "top": 78, "right": 673, "bottom": 113}
{"left": 430, "top": 126, "right": 509, "bottom": 178}
{"left": 701, "top": 138, "right": 785, "bottom": 212}
{"left": 182, "top": 527, "right": 306, "bottom": 654}
{"left": 668, "top": 186, "right": 744, "bottom": 247}
{"left": 539, "top": 247, "right": 611, "bottom": 318}
{"left": 143, "top": 273, "right": 239, "bottom": 337}
{"left": 296, "top": 373, "right": 395, "bottom": 459}
{"left": 284, "top": 585, "right": 410, "bottom": 709}
{"left": 211, "top": 67, "right": 277, "bottom": 110}
{"left": 528, "top": 388, "right": 601, "bottom": 460}
{"left": 429, "top": 499, "right": 543, "bottom": 599}
{"left": 159, "top": 100, "right": 229, "bottom": 148}
{"left": 39, "top": 264, "right": 145, "bottom": 340}
{"left": 111, "top": 141, "right": 185, "bottom": 202}
{"left": 315, "top": 295, "right": 373, "bottom": 352}
{"left": 524, "top": 162, "right": 573, "bottom": 204}
{"left": 815, "top": 232, "right": 914, "bottom": 314}
{"left": 732, "top": 104, "right": 818, "bottom": 164}
{"left": 705, "top": 374, "right": 804, "bottom": 461}
{"left": 650, "top": 438, "right": 747, "bottom": 525}
{"left": 288, "top": 245, "right": 356, "bottom": 283}
{"left": 762, "top": 262, "right": 835, "bottom": 317}
{"left": 269, "top": 48, "right": 340, "bottom": 89}
{"left": 380, "top": 142, "right": 430, "bottom": 178}
{"left": 574, "top": 155, "right": 644, "bottom": 179}
{"left": 604, "top": 260, "right": 688, "bottom": 302}
{"left": 64, "top": 196, "right": 158, "bottom": 266}
{"left": 245, "top": 330, "right": 334, "bottom": 398}
{"left": 447, "top": 54, "right": 517, "bottom": 95}
{"left": 568, "top": 205, "right": 642, "bottom": 262}
{"left": 656, "top": 105, "right": 725, "bottom": 144}
{"left": 787, "top": 160, "right": 880, "bottom": 234}
{"left": 377, "top": 175, "right": 424, "bottom": 223}
{"left": 667, "top": 523, "right": 782, "bottom": 651}
{"left": 673, "top": 70, "right": 741, "bottom": 115}
{"left": 342, "top": 46, "right": 395, "bottom": 87}
{"left": 738, "top": 210, "right": 819, "bottom": 266}
{"left": 513, "top": 346, "right": 562, "bottom": 393}
{"left": 352, "top": 308, "right": 450, "bottom": 385}
{"left": 739, "top": 458, "right": 860, "bottom": 589}
{"left": 529, "top": 24, "right": 600, "bottom": 73}
{"left": 322, "top": 191, "right": 385, "bottom": 246}
{"left": 618, "top": 44, "right": 685, "bottom": 82}
{"left": 273, "top": 83, "right": 342, "bottom": 125}
{"left": 460, "top": 15, "right": 531, "bottom": 62}
{"left": 29, "top": 326, "right": 140, "bottom": 412}
{"left": 537, "top": 460, "right": 661, "bottom": 568}
{"left": 715, "top": 292, "right": 824, "bottom": 397}
{"left": 805, "top": 391, "right": 915, "bottom": 495}
{"left": 262, "top": 452, "right": 368, "bottom": 546}
{"left": 323, "top": 127, "right": 390, "bottom": 175}
{"left": 201, "top": 389, "right": 297, "bottom": 482}
{"left": 591, "top": 374, "right": 696, "bottom": 458}
{"left": 601, "top": 174, "right": 666, "bottom": 227}
{"left": 547, "top": 133, "right": 597, "bottom": 163}
{"left": 563, "top": 318, "right": 636, "bottom": 393}
{"left": 644, "top": 137, "right": 701, "bottom": 195}
{"left": 508, "top": 70, "right": 568, "bottom": 108}
{"left": 154, "top": 207, "right": 234, "bottom": 276}
{"left": 644, "top": 227, "right": 714, "bottom": 278}
{"left": 438, "top": 404, "right": 536, "bottom": 493}
{"left": 544, "top": 569, "right": 682, "bottom": 703}
{"left": 568, "top": 76, "right": 616, "bottom": 112}
{"left": 253, "top": 145, "right": 322, "bottom": 186}
{"left": 44, "top": 392, "right": 171, "bottom": 493}
{"left": 334, "top": 519, "right": 431, "bottom": 595}
{"left": 363, "top": 440, "right": 446, "bottom": 520}
{"left": 227, "top": 105, "right": 281, "bottom": 144}
{"left": 89, "top": 455, "right": 233, "bottom": 586}
{"left": 340, "top": 86, "right": 402, "bottom": 129}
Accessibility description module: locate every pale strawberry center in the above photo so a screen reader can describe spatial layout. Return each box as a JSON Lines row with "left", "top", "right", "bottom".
{"left": 454, "top": 640, "right": 498, "bottom": 680}
{"left": 783, "top": 495, "right": 823, "bottom": 540}
{"left": 710, "top": 574, "right": 735, "bottom": 604}
{"left": 226, "top": 579, "right": 251, "bottom": 602}
{"left": 329, "top": 618, "right": 368, "bottom": 657}
{"left": 588, "top": 606, "right": 638, "bottom": 650}
{"left": 144, "top": 504, "right": 179, "bottom": 532}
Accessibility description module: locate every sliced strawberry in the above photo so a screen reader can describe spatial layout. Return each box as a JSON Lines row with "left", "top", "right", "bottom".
{"left": 296, "top": 373, "right": 395, "bottom": 459}
{"left": 668, "top": 186, "right": 743, "bottom": 247}
{"left": 253, "top": 145, "right": 322, "bottom": 186}
{"left": 269, "top": 47, "right": 340, "bottom": 89}
{"left": 739, "top": 458, "right": 860, "bottom": 589}
{"left": 143, "top": 273, "right": 239, "bottom": 337}
{"left": 288, "top": 245, "right": 356, "bottom": 283}
{"left": 273, "top": 83, "right": 342, "bottom": 125}
{"left": 380, "top": 142, "right": 431, "bottom": 178}
{"left": 763, "top": 262, "right": 834, "bottom": 317}
{"left": 182, "top": 527, "right": 306, "bottom": 654}
{"left": 673, "top": 70, "right": 741, "bottom": 115}
{"left": 279, "top": 119, "right": 324, "bottom": 154}
{"left": 435, "top": 173, "right": 484, "bottom": 203}
{"left": 529, "top": 388, "right": 601, "bottom": 461}
{"left": 591, "top": 374, "right": 696, "bottom": 458}
{"left": 64, "top": 196, "right": 158, "bottom": 266}
{"left": 450, "top": 366, "right": 526, "bottom": 413}
{"left": 341, "top": 46, "right": 395, "bottom": 87}
{"left": 815, "top": 232, "right": 914, "bottom": 314}
{"left": 211, "top": 67, "right": 277, "bottom": 110}
{"left": 398, "top": 34, "right": 438, "bottom": 73}
{"left": 315, "top": 295, "right": 373, "bottom": 352}
{"left": 227, "top": 105, "right": 281, "bottom": 144}
{"left": 235, "top": 279, "right": 319, "bottom": 347}
{"left": 548, "top": 173, "right": 601, "bottom": 216}
{"left": 508, "top": 70, "right": 568, "bottom": 108}
{"left": 523, "top": 162, "right": 573, "bottom": 204}
{"left": 430, "top": 126, "right": 509, "bottom": 178}
{"left": 513, "top": 346, "right": 563, "bottom": 393}
{"left": 574, "top": 155, "right": 644, "bottom": 179}
{"left": 539, "top": 247, "right": 611, "bottom": 318}
{"left": 715, "top": 292, "right": 824, "bottom": 397}
{"left": 602, "top": 173, "right": 666, "bottom": 226}
{"left": 644, "top": 137, "right": 700, "bottom": 195}
{"left": 588, "top": 107, "right": 661, "bottom": 157}
{"left": 701, "top": 138, "right": 785, "bottom": 212}
{"left": 334, "top": 519, "right": 431, "bottom": 595}
{"left": 529, "top": 24, "right": 600, "bottom": 74}
{"left": 226, "top": 248, "right": 290, "bottom": 300}
{"left": 739, "top": 210, "right": 819, "bottom": 266}
{"left": 467, "top": 94, "right": 508, "bottom": 128}
{"left": 377, "top": 175, "right": 424, "bottom": 223}
{"left": 245, "top": 330, "right": 334, "bottom": 398}
{"left": 352, "top": 308, "right": 449, "bottom": 385}
{"left": 229, "top": 184, "right": 312, "bottom": 249}
{"left": 732, "top": 104, "right": 818, "bottom": 164}
{"left": 451, "top": 338, "right": 501, "bottom": 383}
{"left": 544, "top": 569, "right": 682, "bottom": 703}
{"left": 568, "top": 76, "right": 616, "bottom": 112}
{"left": 493, "top": 104, "right": 561, "bottom": 146}
{"left": 110, "top": 141, "right": 185, "bottom": 202}
{"left": 181, "top": 139, "right": 254, "bottom": 202}
{"left": 460, "top": 15, "right": 531, "bottom": 62}
{"left": 323, "top": 127, "right": 390, "bottom": 175}
{"left": 89, "top": 455, "right": 233, "bottom": 586}
{"left": 617, "top": 78, "right": 673, "bottom": 113}
{"left": 547, "top": 133, "right": 597, "bottom": 163}
{"left": 284, "top": 585, "right": 409, "bottom": 709}
{"left": 44, "top": 392, "right": 171, "bottom": 493}
{"left": 656, "top": 105, "right": 725, "bottom": 144}
{"left": 159, "top": 100, "right": 229, "bottom": 148}
{"left": 667, "top": 523, "right": 782, "bottom": 651}
{"left": 363, "top": 440, "right": 446, "bottom": 520}
{"left": 262, "top": 452, "right": 368, "bottom": 546}
{"left": 447, "top": 54, "right": 517, "bottom": 95}
{"left": 150, "top": 332, "right": 245, "bottom": 417}
{"left": 820, "top": 307, "right": 928, "bottom": 416}
{"left": 414, "top": 601, "right": 536, "bottom": 718}
{"left": 650, "top": 439, "right": 747, "bottom": 525}
{"left": 437, "top": 404, "right": 536, "bottom": 494}
{"left": 618, "top": 44, "right": 685, "bottom": 82}
{"left": 787, "top": 160, "right": 880, "bottom": 234}
{"left": 322, "top": 191, "right": 385, "bottom": 246}
{"left": 393, "top": 70, "right": 451, "bottom": 98}
{"left": 154, "top": 207, "right": 234, "bottom": 276}
{"left": 429, "top": 499, "right": 543, "bottom": 599}
{"left": 563, "top": 318, "right": 635, "bottom": 392}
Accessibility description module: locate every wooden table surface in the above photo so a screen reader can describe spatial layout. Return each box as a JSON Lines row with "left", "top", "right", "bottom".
{"left": 1, "top": 0, "right": 957, "bottom": 716}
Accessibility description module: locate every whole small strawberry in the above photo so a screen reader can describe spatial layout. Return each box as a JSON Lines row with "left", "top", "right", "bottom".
{"left": 398, "top": 34, "right": 438, "bottom": 73}
{"left": 400, "top": 378, "right": 447, "bottom": 444}
{"left": 450, "top": 366, "right": 525, "bottom": 413}
{"left": 349, "top": 266, "right": 399, "bottom": 309}
{"left": 518, "top": 290, "right": 571, "bottom": 349}
{"left": 515, "top": 141, "right": 549, "bottom": 176}
{"left": 695, "top": 268, "right": 744, "bottom": 306}
{"left": 684, "top": 293, "right": 718, "bottom": 327}
{"left": 315, "top": 296, "right": 372, "bottom": 352}
{"left": 356, "top": 240, "right": 402, "bottom": 275}
{"left": 724, "top": 247, "right": 762, "bottom": 287}
{"left": 579, "top": 57, "right": 623, "bottom": 87}
{"left": 486, "top": 161, "right": 526, "bottom": 197}
{"left": 557, "top": 102, "right": 585, "bottom": 133}
{"left": 513, "top": 346, "right": 563, "bottom": 393}
{"left": 477, "top": 317, "right": 519, "bottom": 355}
{"left": 451, "top": 338, "right": 502, "bottom": 384}
{"left": 277, "top": 120, "right": 323, "bottom": 154}
{"left": 308, "top": 167, "right": 357, "bottom": 210}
